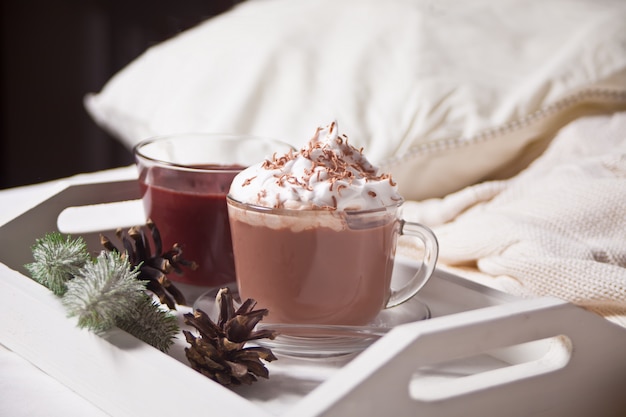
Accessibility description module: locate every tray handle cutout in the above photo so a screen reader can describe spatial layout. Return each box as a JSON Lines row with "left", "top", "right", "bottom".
{"left": 408, "top": 335, "right": 571, "bottom": 402}
{"left": 57, "top": 200, "right": 145, "bottom": 235}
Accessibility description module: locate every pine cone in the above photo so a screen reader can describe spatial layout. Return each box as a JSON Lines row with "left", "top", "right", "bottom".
{"left": 183, "top": 287, "right": 277, "bottom": 386}
{"left": 100, "top": 219, "right": 195, "bottom": 309}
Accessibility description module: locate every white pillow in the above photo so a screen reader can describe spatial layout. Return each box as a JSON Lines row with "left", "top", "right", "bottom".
{"left": 85, "top": 0, "right": 626, "bottom": 200}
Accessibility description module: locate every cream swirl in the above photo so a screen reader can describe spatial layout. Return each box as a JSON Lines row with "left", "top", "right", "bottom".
{"left": 229, "top": 121, "right": 402, "bottom": 210}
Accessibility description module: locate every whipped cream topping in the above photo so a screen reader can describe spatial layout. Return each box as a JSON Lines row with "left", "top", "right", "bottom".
{"left": 229, "top": 121, "right": 403, "bottom": 211}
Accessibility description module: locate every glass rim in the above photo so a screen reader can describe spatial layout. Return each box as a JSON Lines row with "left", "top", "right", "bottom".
{"left": 226, "top": 194, "right": 405, "bottom": 215}
{"left": 133, "top": 133, "right": 295, "bottom": 174}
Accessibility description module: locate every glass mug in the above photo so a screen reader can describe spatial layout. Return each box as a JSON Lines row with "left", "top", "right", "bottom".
{"left": 133, "top": 133, "right": 294, "bottom": 287}
{"left": 227, "top": 196, "right": 439, "bottom": 325}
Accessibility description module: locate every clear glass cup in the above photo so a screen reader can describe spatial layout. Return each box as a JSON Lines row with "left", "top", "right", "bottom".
{"left": 133, "top": 133, "right": 294, "bottom": 287}
{"left": 227, "top": 195, "right": 439, "bottom": 326}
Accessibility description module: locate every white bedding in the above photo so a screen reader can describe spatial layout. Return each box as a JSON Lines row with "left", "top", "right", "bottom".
{"left": 85, "top": 0, "right": 626, "bottom": 200}
{"left": 400, "top": 112, "right": 626, "bottom": 327}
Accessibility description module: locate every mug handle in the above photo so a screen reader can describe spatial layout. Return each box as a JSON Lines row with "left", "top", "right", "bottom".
{"left": 386, "top": 220, "right": 439, "bottom": 308}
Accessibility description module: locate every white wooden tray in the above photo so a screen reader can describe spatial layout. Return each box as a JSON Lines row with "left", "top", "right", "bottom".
{"left": 1, "top": 179, "right": 625, "bottom": 416}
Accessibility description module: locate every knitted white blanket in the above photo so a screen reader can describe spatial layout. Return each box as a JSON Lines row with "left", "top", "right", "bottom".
{"left": 401, "top": 112, "right": 626, "bottom": 327}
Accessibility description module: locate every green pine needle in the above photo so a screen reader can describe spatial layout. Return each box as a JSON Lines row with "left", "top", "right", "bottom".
{"left": 27, "top": 231, "right": 181, "bottom": 352}
{"left": 115, "top": 295, "right": 180, "bottom": 352}
{"left": 25, "top": 232, "right": 90, "bottom": 296}
{"left": 62, "top": 251, "right": 146, "bottom": 332}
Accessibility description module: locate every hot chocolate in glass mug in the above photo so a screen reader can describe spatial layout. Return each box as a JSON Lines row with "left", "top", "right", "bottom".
{"left": 227, "top": 122, "right": 439, "bottom": 326}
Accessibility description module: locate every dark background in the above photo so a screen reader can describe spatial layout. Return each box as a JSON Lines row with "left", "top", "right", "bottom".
{"left": 0, "top": 0, "right": 240, "bottom": 189}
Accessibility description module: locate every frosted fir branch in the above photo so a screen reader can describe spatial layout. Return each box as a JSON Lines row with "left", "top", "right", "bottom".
{"left": 25, "top": 232, "right": 90, "bottom": 296}
{"left": 62, "top": 251, "right": 146, "bottom": 333}
{"left": 115, "top": 294, "right": 180, "bottom": 352}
